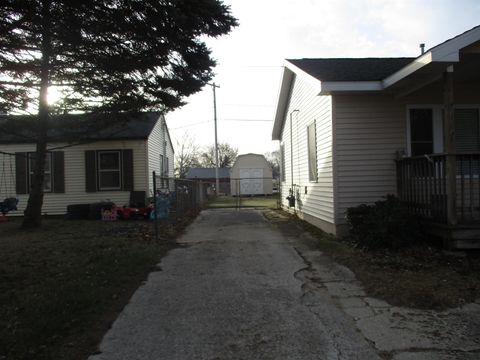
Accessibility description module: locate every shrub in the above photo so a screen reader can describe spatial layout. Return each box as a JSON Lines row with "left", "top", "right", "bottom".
{"left": 345, "top": 194, "right": 422, "bottom": 250}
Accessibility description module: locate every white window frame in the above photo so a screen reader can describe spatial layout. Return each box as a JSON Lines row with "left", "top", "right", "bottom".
{"left": 406, "top": 105, "right": 443, "bottom": 156}
{"left": 97, "top": 150, "right": 122, "bottom": 191}
{"left": 28, "top": 152, "right": 52, "bottom": 192}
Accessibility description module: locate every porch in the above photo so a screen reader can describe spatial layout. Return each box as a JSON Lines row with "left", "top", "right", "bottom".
{"left": 396, "top": 154, "right": 480, "bottom": 248}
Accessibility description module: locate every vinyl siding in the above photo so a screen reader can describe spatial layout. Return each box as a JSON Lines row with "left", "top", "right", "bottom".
{"left": 280, "top": 75, "right": 335, "bottom": 226}
{"left": 333, "top": 94, "right": 406, "bottom": 224}
{"left": 146, "top": 116, "right": 174, "bottom": 196}
{"left": 0, "top": 140, "right": 147, "bottom": 215}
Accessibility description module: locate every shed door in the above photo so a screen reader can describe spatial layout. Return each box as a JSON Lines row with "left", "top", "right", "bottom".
{"left": 239, "top": 168, "right": 263, "bottom": 195}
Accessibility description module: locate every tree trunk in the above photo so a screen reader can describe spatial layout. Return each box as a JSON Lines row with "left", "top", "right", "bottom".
{"left": 22, "top": 0, "right": 51, "bottom": 229}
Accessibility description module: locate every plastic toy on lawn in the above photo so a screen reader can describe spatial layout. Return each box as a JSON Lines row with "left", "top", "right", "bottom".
{"left": 0, "top": 197, "right": 19, "bottom": 222}
{"left": 101, "top": 204, "right": 118, "bottom": 221}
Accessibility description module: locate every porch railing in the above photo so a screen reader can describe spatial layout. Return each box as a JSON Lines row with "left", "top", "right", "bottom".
{"left": 396, "top": 154, "right": 480, "bottom": 224}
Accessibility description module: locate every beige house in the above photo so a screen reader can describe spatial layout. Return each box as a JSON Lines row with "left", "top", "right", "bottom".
{"left": 0, "top": 112, "right": 174, "bottom": 215}
{"left": 230, "top": 154, "right": 273, "bottom": 196}
{"left": 272, "top": 26, "right": 480, "bottom": 247}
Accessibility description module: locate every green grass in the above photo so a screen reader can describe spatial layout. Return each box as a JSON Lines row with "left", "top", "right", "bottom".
{"left": 207, "top": 195, "right": 280, "bottom": 209}
{"left": 0, "top": 217, "right": 190, "bottom": 360}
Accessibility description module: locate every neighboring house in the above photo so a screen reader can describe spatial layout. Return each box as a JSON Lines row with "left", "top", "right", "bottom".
{"left": 185, "top": 167, "right": 231, "bottom": 195}
{"left": 0, "top": 112, "right": 174, "bottom": 215}
{"left": 230, "top": 154, "right": 273, "bottom": 196}
{"left": 272, "top": 26, "right": 480, "bottom": 248}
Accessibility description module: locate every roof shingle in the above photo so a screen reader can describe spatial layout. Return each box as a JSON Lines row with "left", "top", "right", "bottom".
{"left": 288, "top": 58, "right": 415, "bottom": 82}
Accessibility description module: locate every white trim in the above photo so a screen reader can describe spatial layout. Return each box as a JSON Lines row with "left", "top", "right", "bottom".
{"left": 384, "top": 53, "right": 433, "bottom": 89}
{"left": 320, "top": 81, "right": 383, "bottom": 94}
{"left": 284, "top": 61, "right": 322, "bottom": 92}
{"left": 385, "top": 26, "right": 480, "bottom": 89}
{"left": 272, "top": 67, "right": 295, "bottom": 140}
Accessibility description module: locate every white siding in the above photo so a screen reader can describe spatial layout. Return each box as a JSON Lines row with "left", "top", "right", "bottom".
{"left": 280, "top": 75, "right": 335, "bottom": 226}
{"left": 333, "top": 94, "right": 406, "bottom": 225}
{"left": 146, "top": 116, "right": 174, "bottom": 196}
{"left": 0, "top": 140, "right": 147, "bottom": 215}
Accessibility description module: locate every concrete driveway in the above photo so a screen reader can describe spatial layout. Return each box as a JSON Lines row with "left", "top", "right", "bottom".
{"left": 89, "top": 209, "right": 480, "bottom": 360}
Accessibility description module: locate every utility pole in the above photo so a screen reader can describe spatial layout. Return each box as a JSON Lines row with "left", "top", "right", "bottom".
{"left": 210, "top": 82, "right": 220, "bottom": 196}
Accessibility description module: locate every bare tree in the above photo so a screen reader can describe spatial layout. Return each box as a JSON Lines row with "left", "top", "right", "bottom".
{"left": 265, "top": 150, "right": 280, "bottom": 179}
{"left": 200, "top": 142, "right": 238, "bottom": 168}
{"left": 174, "top": 133, "right": 200, "bottom": 178}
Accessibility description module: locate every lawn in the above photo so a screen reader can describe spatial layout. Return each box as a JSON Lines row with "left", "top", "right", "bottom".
{"left": 0, "top": 216, "right": 193, "bottom": 360}
{"left": 265, "top": 209, "right": 480, "bottom": 310}
{"left": 207, "top": 195, "right": 280, "bottom": 209}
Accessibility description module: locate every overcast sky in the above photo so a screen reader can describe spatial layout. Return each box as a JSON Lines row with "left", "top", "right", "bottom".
{"left": 167, "top": 0, "right": 480, "bottom": 156}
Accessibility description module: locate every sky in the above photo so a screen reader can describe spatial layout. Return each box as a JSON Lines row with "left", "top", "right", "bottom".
{"left": 166, "top": 0, "right": 480, "bottom": 156}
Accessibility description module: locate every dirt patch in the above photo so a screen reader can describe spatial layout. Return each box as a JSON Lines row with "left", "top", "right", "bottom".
{"left": 265, "top": 209, "right": 480, "bottom": 310}
{"left": 0, "top": 213, "right": 197, "bottom": 360}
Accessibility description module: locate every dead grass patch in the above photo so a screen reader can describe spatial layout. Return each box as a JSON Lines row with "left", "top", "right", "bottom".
{"left": 0, "top": 214, "right": 196, "bottom": 360}
{"left": 271, "top": 209, "right": 480, "bottom": 310}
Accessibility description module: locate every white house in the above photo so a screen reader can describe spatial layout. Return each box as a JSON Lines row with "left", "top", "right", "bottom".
{"left": 230, "top": 153, "right": 273, "bottom": 196}
{"left": 272, "top": 26, "right": 480, "bottom": 247}
{"left": 0, "top": 112, "right": 174, "bottom": 215}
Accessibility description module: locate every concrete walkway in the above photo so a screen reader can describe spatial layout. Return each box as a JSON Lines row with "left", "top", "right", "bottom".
{"left": 90, "top": 209, "right": 480, "bottom": 360}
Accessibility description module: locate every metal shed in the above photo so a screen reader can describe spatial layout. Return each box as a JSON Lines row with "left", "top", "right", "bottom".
{"left": 230, "top": 154, "right": 273, "bottom": 196}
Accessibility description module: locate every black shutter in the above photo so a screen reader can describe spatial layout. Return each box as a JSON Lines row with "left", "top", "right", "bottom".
{"left": 15, "top": 152, "right": 28, "bottom": 194}
{"left": 85, "top": 150, "right": 97, "bottom": 192}
{"left": 52, "top": 151, "right": 65, "bottom": 193}
{"left": 122, "top": 149, "right": 134, "bottom": 191}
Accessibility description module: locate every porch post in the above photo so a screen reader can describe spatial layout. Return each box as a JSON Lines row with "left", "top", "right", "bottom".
{"left": 444, "top": 66, "right": 457, "bottom": 225}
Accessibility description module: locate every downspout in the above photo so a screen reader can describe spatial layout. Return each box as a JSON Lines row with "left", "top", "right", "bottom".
{"left": 289, "top": 110, "right": 299, "bottom": 207}
{"left": 162, "top": 117, "right": 167, "bottom": 177}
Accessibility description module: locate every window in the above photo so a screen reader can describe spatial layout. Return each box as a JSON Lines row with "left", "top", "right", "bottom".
{"left": 28, "top": 152, "right": 52, "bottom": 192}
{"left": 15, "top": 151, "right": 64, "bottom": 194}
{"left": 410, "top": 108, "right": 433, "bottom": 156}
{"left": 165, "top": 157, "right": 169, "bottom": 175}
{"left": 85, "top": 149, "right": 133, "bottom": 193}
{"left": 307, "top": 122, "right": 318, "bottom": 182}
{"left": 160, "top": 154, "right": 164, "bottom": 175}
{"left": 98, "top": 151, "right": 121, "bottom": 190}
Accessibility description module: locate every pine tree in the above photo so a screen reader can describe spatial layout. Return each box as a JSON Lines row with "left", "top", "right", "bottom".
{"left": 0, "top": 0, "right": 237, "bottom": 227}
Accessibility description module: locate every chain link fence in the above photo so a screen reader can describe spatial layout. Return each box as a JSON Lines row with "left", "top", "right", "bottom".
{"left": 152, "top": 172, "right": 207, "bottom": 240}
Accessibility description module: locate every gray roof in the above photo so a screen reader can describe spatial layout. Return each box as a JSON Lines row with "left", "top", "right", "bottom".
{"left": 0, "top": 112, "right": 162, "bottom": 144}
{"left": 288, "top": 58, "right": 415, "bottom": 81}
{"left": 185, "top": 167, "right": 231, "bottom": 179}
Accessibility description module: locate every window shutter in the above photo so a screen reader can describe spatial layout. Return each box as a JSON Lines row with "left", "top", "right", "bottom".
{"left": 455, "top": 109, "right": 480, "bottom": 152}
{"left": 52, "top": 151, "right": 65, "bottom": 193}
{"left": 15, "top": 152, "right": 28, "bottom": 194}
{"left": 122, "top": 149, "right": 134, "bottom": 191}
{"left": 280, "top": 144, "right": 285, "bottom": 182}
{"left": 307, "top": 122, "right": 318, "bottom": 182}
{"left": 85, "top": 150, "right": 97, "bottom": 192}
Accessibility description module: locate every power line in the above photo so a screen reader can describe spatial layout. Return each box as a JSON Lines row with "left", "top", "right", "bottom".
{"left": 223, "top": 118, "right": 272, "bottom": 122}
{"left": 222, "top": 104, "right": 274, "bottom": 108}
{"left": 169, "top": 120, "right": 211, "bottom": 130}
